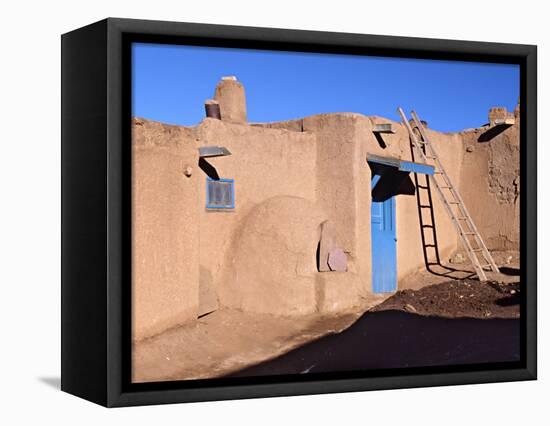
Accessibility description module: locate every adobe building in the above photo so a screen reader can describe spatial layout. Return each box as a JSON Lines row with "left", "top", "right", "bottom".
{"left": 132, "top": 77, "right": 520, "bottom": 341}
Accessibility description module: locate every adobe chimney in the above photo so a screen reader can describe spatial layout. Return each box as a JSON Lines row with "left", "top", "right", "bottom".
{"left": 214, "top": 76, "right": 247, "bottom": 124}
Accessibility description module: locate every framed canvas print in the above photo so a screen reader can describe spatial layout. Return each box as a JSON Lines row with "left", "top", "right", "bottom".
{"left": 61, "top": 18, "right": 537, "bottom": 407}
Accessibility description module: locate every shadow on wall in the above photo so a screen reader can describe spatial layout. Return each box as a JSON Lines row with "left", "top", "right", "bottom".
{"left": 198, "top": 157, "right": 220, "bottom": 180}
{"left": 316, "top": 241, "right": 321, "bottom": 271}
{"left": 374, "top": 133, "right": 387, "bottom": 149}
{"left": 371, "top": 161, "right": 473, "bottom": 280}
{"left": 404, "top": 140, "right": 476, "bottom": 281}
{"left": 478, "top": 125, "right": 512, "bottom": 143}
{"left": 369, "top": 163, "right": 415, "bottom": 202}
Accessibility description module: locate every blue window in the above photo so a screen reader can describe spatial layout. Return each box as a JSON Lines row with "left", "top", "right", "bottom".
{"left": 206, "top": 178, "right": 235, "bottom": 209}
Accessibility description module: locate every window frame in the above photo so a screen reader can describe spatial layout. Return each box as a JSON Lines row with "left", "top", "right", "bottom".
{"left": 205, "top": 177, "right": 235, "bottom": 210}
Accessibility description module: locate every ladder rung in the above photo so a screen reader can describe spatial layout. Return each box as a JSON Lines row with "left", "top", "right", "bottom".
{"left": 419, "top": 205, "right": 432, "bottom": 209}
{"left": 401, "top": 109, "right": 497, "bottom": 284}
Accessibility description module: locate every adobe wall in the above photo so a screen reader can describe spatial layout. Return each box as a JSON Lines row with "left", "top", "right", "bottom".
{"left": 222, "top": 196, "right": 327, "bottom": 315}
{"left": 458, "top": 119, "right": 520, "bottom": 251}
{"left": 255, "top": 114, "right": 373, "bottom": 298}
{"left": 259, "top": 113, "right": 464, "bottom": 288}
{"left": 194, "top": 118, "right": 319, "bottom": 312}
{"left": 303, "top": 113, "right": 366, "bottom": 270}
{"left": 131, "top": 119, "right": 200, "bottom": 341}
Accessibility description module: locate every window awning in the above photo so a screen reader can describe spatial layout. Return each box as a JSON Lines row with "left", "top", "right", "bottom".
{"left": 367, "top": 153, "right": 434, "bottom": 175}
{"left": 199, "top": 146, "right": 232, "bottom": 158}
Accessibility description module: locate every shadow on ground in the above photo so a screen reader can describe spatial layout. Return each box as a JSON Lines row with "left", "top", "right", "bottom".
{"left": 228, "top": 310, "right": 520, "bottom": 377}
{"left": 499, "top": 266, "right": 521, "bottom": 276}
{"left": 426, "top": 263, "right": 476, "bottom": 280}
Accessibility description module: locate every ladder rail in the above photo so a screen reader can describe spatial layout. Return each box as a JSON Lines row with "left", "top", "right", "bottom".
{"left": 397, "top": 108, "right": 498, "bottom": 281}
{"left": 408, "top": 133, "right": 444, "bottom": 269}
{"left": 427, "top": 164, "right": 478, "bottom": 234}
{"left": 410, "top": 112, "right": 499, "bottom": 273}
{"left": 432, "top": 164, "right": 484, "bottom": 238}
{"left": 399, "top": 110, "right": 487, "bottom": 279}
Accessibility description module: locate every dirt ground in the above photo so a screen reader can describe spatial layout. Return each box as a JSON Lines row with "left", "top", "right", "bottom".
{"left": 132, "top": 292, "right": 387, "bottom": 383}
{"left": 374, "top": 250, "right": 520, "bottom": 319}
{"left": 372, "top": 279, "right": 520, "bottom": 319}
{"left": 133, "top": 250, "right": 520, "bottom": 383}
{"left": 231, "top": 310, "right": 520, "bottom": 377}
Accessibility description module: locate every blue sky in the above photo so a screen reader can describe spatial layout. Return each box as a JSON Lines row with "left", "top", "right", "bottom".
{"left": 132, "top": 43, "right": 519, "bottom": 133}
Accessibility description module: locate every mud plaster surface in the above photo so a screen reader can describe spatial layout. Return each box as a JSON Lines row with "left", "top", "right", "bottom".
{"left": 487, "top": 132, "right": 520, "bottom": 203}
{"left": 132, "top": 293, "right": 387, "bottom": 382}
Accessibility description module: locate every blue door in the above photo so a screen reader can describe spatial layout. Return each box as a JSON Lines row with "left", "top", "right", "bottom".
{"left": 371, "top": 174, "right": 397, "bottom": 293}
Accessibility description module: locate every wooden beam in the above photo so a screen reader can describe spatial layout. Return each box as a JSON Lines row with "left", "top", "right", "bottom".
{"left": 373, "top": 123, "right": 396, "bottom": 134}
{"left": 198, "top": 146, "right": 232, "bottom": 158}
{"left": 494, "top": 117, "right": 515, "bottom": 126}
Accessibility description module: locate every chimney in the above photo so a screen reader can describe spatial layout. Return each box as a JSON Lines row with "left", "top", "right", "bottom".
{"left": 213, "top": 76, "right": 247, "bottom": 124}
{"left": 489, "top": 107, "right": 507, "bottom": 127}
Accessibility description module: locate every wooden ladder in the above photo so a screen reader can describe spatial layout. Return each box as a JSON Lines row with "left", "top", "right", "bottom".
{"left": 398, "top": 108, "right": 500, "bottom": 282}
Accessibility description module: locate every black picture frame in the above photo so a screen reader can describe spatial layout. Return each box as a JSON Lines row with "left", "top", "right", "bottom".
{"left": 61, "top": 17, "right": 537, "bottom": 407}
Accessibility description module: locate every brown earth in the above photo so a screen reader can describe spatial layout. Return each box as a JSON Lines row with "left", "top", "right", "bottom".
{"left": 372, "top": 278, "right": 520, "bottom": 319}
{"left": 132, "top": 292, "right": 387, "bottom": 383}
{"left": 229, "top": 264, "right": 521, "bottom": 377}
{"left": 133, "top": 252, "right": 520, "bottom": 382}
